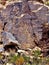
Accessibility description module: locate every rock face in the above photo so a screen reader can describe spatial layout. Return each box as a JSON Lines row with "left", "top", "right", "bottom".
{"left": 0, "top": 1, "right": 48, "bottom": 50}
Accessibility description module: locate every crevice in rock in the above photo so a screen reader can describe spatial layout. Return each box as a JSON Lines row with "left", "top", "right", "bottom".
{"left": 3, "top": 22, "right": 7, "bottom": 30}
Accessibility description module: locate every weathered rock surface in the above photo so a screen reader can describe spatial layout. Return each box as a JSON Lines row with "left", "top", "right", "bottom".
{"left": 0, "top": 1, "right": 48, "bottom": 50}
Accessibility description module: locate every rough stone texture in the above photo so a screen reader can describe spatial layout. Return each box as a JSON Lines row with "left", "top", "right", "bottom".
{"left": 0, "top": 1, "right": 48, "bottom": 50}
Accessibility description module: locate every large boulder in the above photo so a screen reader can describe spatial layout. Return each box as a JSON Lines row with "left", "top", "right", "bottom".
{"left": 0, "top": 1, "right": 48, "bottom": 50}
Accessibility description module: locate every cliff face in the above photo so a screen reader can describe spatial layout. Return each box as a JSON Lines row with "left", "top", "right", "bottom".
{"left": 0, "top": 1, "right": 48, "bottom": 50}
